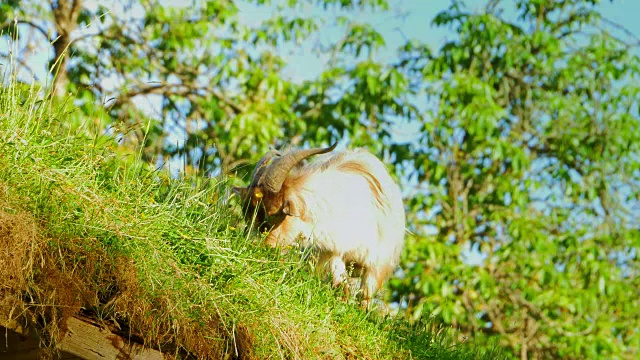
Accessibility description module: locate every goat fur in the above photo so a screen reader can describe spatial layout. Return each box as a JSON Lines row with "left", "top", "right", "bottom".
{"left": 238, "top": 147, "right": 406, "bottom": 308}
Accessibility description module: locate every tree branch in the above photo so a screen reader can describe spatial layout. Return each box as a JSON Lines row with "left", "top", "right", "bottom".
{"left": 0, "top": 20, "right": 52, "bottom": 42}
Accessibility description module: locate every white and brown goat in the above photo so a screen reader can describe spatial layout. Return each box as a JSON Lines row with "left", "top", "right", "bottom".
{"left": 233, "top": 143, "right": 406, "bottom": 308}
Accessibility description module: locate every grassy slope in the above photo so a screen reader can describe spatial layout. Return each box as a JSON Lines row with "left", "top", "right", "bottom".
{"left": 0, "top": 80, "right": 500, "bottom": 359}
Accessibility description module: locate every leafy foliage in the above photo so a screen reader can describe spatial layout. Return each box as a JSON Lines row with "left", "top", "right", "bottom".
{"left": 390, "top": 1, "right": 640, "bottom": 359}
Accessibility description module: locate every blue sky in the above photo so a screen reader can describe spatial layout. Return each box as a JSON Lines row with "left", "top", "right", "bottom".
{"left": 4, "top": 0, "right": 639, "bottom": 84}
{"left": 231, "top": 0, "right": 640, "bottom": 146}
{"left": 235, "top": 0, "right": 452, "bottom": 82}
{"left": 4, "top": 0, "right": 639, "bottom": 103}
{"left": 236, "top": 0, "right": 640, "bottom": 83}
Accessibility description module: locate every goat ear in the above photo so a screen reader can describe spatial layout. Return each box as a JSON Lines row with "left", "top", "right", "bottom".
{"left": 282, "top": 196, "right": 304, "bottom": 217}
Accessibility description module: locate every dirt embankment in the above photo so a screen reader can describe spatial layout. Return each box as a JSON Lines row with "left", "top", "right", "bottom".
{"left": 0, "top": 201, "right": 253, "bottom": 359}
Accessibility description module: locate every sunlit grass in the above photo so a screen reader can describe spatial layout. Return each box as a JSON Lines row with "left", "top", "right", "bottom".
{"left": 0, "top": 69, "right": 501, "bottom": 359}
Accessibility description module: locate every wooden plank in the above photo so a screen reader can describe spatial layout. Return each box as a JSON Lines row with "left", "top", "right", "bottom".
{"left": 1, "top": 317, "right": 167, "bottom": 360}
{"left": 58, "top": 317, "right": 166, "bottom": 360}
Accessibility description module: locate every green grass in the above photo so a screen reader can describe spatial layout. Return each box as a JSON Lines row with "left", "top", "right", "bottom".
{"left": 0, "top": 75, "right": 501, "bottom": 359}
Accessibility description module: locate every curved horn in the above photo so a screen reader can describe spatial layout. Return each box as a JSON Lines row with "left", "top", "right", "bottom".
{"left": 249, "top": 149, "right": 280, "bottom": 188}
{"left": 260, "top": 142, "right": 338, "bottom": 193}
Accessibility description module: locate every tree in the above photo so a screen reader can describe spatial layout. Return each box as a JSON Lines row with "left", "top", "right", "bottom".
{"left": 0, "top": 0, "right": 80, "bottom": 96}
{"left": 0, "top": 0, "right": 397, "bottom": 178}
{"left": 390, "top": 0, "right": 640, "bottom": 358}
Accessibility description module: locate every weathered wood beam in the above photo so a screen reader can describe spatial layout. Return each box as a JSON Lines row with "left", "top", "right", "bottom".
{"left": 1, "top": 316, "right": 167, "bottom": 360}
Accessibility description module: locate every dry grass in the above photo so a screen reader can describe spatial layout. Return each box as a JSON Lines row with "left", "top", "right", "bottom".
{"left": 0, "top": 199, "right": 253, "bottom": 359}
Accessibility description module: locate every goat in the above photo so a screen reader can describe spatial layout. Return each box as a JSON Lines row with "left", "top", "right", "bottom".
{"left": 233, "top": 143, "right": 406, "bottom": 308}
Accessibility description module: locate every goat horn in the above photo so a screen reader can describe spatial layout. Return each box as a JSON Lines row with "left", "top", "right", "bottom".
{"left": 249, "top": 149, "right": 280, "bottom": 188}
{"left": 260, "top": 142, "right": 338, "bottom": 193}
